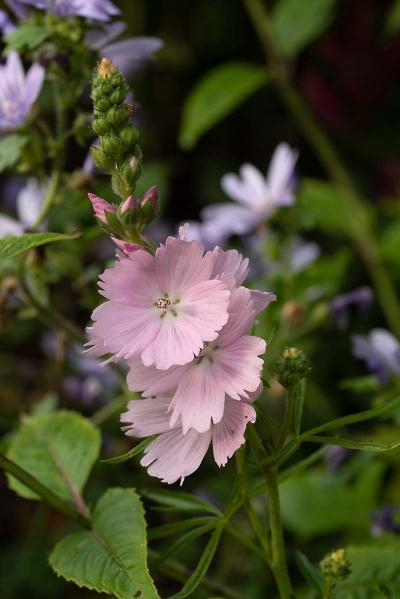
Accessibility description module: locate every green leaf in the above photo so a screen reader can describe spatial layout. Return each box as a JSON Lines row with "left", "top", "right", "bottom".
{"left": 280, "top": 461, "right": 385, "bottom": 538}
{"left": 5, "top": 24, "right": 49, "bottom": 52}
{"left": 295, "top": 550, "right": 324, "bottom": 593}
{"left": 305, "top": 434, "right": 400, "bottom": 453}
{"left": 142, "top": 488, "right": 222, "bottom": 516}
{"left": 339, "top": 375, "right": 381, "bottom": 394}
{"left": 101, "top": 437, "right": 155, "bottom": 464}
{"left": 7, "top": 411, "right": 100, "bottom": 501}
{"left": 0, "top": 232, "right": 79, "bottom": 263}
{"left": 179, "top": 62, "right": 267, "bottom": 149}
{"left": 169, "top": 525, "right": 224, "bottom": 599}
{"left": 300, "top": 394, "right": 400, "bottom": 439}
{"left": 385, "top": 0, "right": 400, "bottom": 36}
{"left": 334, "top": 540, "right": 400, "bottom": 597}
{"left": 271, "top": 0, "right": 337, "bottom": 57}
{"left": 0, "top": 134, "right": 27, "bottom": 173}
{"left": 278, "top": 446, "right": 327, "bottom": 483}
{"left": 151, "top": 521, "right": 217, "bottom": 568}
{"left": 148, "top": 516, "right": 217, "bottom": 541}
{"left": 49, "top": 488, "right": 159, "bottom": 599}
{"left": 293, "top": 178, "right": 351, "bottom": 236}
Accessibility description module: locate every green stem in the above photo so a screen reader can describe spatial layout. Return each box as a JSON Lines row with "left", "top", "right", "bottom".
{"left": 0, "top": 454, "right": 91, "bottom": 529}
{"left": 235, "top": 450, "right": 271, "bottom": 562}
{"left": 34, "top": 79, "right": 66, "bottom": 227}
{"left": 276, "top": 387, "right": 294, "bottom": 448}
{"left": 242, "top": 0, "right": 400, "bottom": 338}
{"left": 263, "top": 465, "right": 293, "bottom": 598}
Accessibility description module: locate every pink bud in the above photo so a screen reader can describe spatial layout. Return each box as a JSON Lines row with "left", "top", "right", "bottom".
{"left": 120, "top": 195, "right": 137, "bottom": 213}
{"left": 130, "top": 156, "right": 139, "bottom": 172}
{"left": 88, "top": 193, "right": 115, "bottom": 223}
{"left": 112, "top": 237, "right": 142, "bottom": 255}
{"left": 140, "top": 185, "right": 158, "bottom": 209}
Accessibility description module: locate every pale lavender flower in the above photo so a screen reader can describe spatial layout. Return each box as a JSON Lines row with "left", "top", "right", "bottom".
{"left": 330, "top": 286, "right": 373, "bottom": 328}
{"left": 16, "top": 0, "right": 120, "bottom": 21}
{"left": 86, "top": 21, "right": 163, "bottom": 78}
{"left": 352, "top": 328, "right": 400, "bottom": 384}
{"left": 0, "top": 52, "right": 45, "bottom": 131}
{"left": 0, "top": 9, "right": 16, "bottom": 34}
{"left": 324, "top": 446, "right": 353, "bottom": 473}
{"left": 201, "top": 143, "right": 298, "bottom": 240}
{"left": 0, "top": 178, "right": 46, "bottom": 236}
{"left": 179, "top": 220, "right": 230, "bottom": 250}
{"left": 286, "top": 237, "right": 320, "bottom": 272}
{"left": 371, "top": 506, "right": 400, "bottom": 537}
{"left": 5, "top": 0, "right": 30, "bottom": 20}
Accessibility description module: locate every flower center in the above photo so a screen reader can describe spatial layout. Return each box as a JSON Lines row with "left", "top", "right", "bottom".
{"left": 156, "top": 297, "right": 171, "bottom": 310}
{"left": 154, "top": 294, "right": 179, "bottom": 318}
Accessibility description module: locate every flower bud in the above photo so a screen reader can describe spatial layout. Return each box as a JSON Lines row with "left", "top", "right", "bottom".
{"left": 94, "top": 97, "right": 111, "bottom": 112}
{"left": 320, "top": 549, "right": 351, "bottom": 581}
{"left": 119, "top": 195, "right": 137, "bottom": 214}
{"left": 100, "top": 81, "right": 114, "bottom": 95}
{"left": 92, "top": 116, "right": 110, "bottom": 136}
{"left": 106, "top": 105, "right": 127, "bottom": 126}
{"left": 91, "top": 144, "right": 114, "bottom": 171}
{"left": 276, "top": 347, "right": 310, "bottom": 388}
{"left": 98, "top": 58, "right": 117, "bottom": 79}
{"left": 88, "top": 193, "right": 115, "bottom": 223}
{"left": 119, "top": 126, "right": 139, "bottom": 149}
{"left": 110, "top": 88, "right": 126, "bottom": 104}
{"left": 141, "top": 185, "right": 158, "bottom": 210}
{"left": 102, "top": 134, "right": 123, "bottom": 157}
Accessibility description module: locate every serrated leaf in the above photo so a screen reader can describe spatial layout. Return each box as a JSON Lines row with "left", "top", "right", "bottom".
{"left": 5, "top": 24, "right": 49, "bottom": 51}
{"left": 49, "top": 488, "right": 159, "bottom": 599}
{"left": 0, "top": 134, "right": 27, "bottom": 173}
{"left": 335, "top": 540, "right": 400, "bottom": 597}
{"left": 0, "top": 231, "right": 80, "bottom": 262}
{"left": 7, "top": 411, "right": 100, "bottom": 501}
{"left": 271, "top": 0, "right": 337, "bottom": 57}
{"left": 142, "top": 488, "right": 222, "bottom": 516}
{"left": 179, "top": 62, "right": 267, "bottom": 149}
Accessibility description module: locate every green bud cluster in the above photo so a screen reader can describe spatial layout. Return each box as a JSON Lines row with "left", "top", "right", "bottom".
{"left": 276, "top": 347, "right": 311, "bottom": 388}
{"left": 320, "top": 548, "right": 351, "bottom": 581}
{"left": 91, "top": 58, "right": 142, "bottom": 200}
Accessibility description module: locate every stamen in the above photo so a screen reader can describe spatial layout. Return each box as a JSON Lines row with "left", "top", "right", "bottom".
{"left": 155, "top": 298, "right": 172, "bottom": 310}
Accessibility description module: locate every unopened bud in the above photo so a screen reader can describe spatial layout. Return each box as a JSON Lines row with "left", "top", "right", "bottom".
{"left": 102, "top": 134, "right": 124, "bottom": 157}
{"left": 119, "top": 195, "right": 137, "bottom": 214}
{"left": 92, "top": 116, "right": 110, "bottom": 136}
{"left": 88, "top": 193, "right": 116, "bottom": 223}
{"left": 141, "top": 185, "right": 158, "bottom": 210}
{"left": 106, "top": 105, "right": 127, "bottom": 126}
{"left": 94, "top": 96, "right": 111, "bottom": 112}
{"left": 276, "top": 347, "right": 310, "bottom": 388}
{"left": 98, "top": 57, "right": 117, "bottom": 79}
{"left": 119, "top": 126, "right": 139, "bottom": 149}
{"left": 320, "top": 548, "right": 351, "bottom": 581}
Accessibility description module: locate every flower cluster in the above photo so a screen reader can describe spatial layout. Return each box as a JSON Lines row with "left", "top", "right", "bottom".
{"left": 88, "top": 224, "right": 275, "bottom": 483}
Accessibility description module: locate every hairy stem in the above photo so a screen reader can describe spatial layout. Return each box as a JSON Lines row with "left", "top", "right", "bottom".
{"left": 276, "top": 387, "right": 294, "bottom": 448}
{"left": 263, "top": 465, "right": 293, "bottom": 598}
{"left": 242, "top": 0, "right": 400, "bottom": 338}
{"left": 34, "top": 78, "right": 66, "bottom": 227}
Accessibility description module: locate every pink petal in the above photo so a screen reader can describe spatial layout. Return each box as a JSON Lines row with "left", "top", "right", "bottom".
{"left": 141, "top": 428, "right": 212, "bottom": 484}
{"left": 121, "top": 395, "right": 172, "bottom": 437}
{"left": 98, "top": 251, "right": 159, "bottom": 304}
{"left": 250, "top": 290, "right": 277, "bottom": 315}
{"left": 88, "top": 192, "right": 116, "bottom": 223}
{"left": 168, "top": 360, "right": 227, "bottom": 434}
{"left": 155, "top": 236, "right": 214, "bottom": 293}
{"left": 127, "top": 356, "right": 183, "bottom": 396}
{"left": 212, "top": 398, "right": 256, "bottom": 467}
{"left": 210, "top": 247, "right": 249, "bottom": 288}
{"left": 217, "top": 286, "right": 256, "bottom": 346}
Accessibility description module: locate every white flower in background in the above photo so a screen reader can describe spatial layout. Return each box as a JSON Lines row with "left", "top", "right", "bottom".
{"left": 201, "top": 143, "right": 299, "bottom": 240}
{"left": 0, "top": 178, "right": 47, "bottom": 237}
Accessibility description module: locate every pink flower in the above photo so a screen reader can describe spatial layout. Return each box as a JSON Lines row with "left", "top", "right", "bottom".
{"left": 120, "top": 388, "right": 260, "bottom": 484}
{"left": 87, "top": 236, "right": 231, "bottom": 370}
{"left": 127, "top": 282, "right": 275, "bottom": 433}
